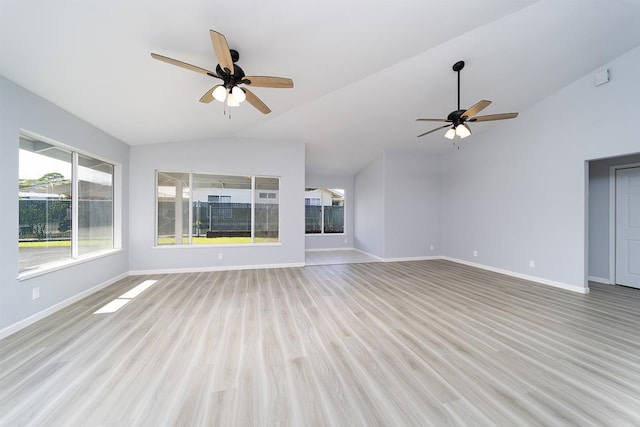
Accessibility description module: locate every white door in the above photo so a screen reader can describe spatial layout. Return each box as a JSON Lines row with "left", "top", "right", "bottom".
{"left": 616, "top": 167, "right": 640, "bottom": 288}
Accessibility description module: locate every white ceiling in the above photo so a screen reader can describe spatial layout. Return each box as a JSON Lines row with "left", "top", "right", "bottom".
{"left": 2, "top": 0, "right": 640, "bottom": 175}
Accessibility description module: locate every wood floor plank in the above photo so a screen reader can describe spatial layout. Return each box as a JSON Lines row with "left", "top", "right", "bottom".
{"left": 2, "top": 259, "right": 640, "bottom": 426}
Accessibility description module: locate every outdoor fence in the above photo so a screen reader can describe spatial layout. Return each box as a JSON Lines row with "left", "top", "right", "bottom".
{"left": 159, "top": 201, "right": 279, "bottom": 238}
{"left": 305, "top": 205, "right": 344, "bottom": 233}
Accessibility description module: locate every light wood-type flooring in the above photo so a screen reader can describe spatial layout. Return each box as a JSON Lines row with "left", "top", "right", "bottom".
{"left": 2, "top": 259, "right": 640, "bottom": 426}
{"left": 305, "top": 249, "right": 380, "bottom": 266}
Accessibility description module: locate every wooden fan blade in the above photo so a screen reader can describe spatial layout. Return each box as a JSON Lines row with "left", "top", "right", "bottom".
{"left": 151, "top": 53, "right": 213, "bottom": 75}
{"left": 416, "top": 118, "right": 450, "bottom": 122}
{"left": 199, "top": 85, "right": 223, "bottom": 104}
{"left": 462, "top": 100, "right": 491, "bottom": 119}
{"left": 243, "top": 76, "right": 294, "bottom": 88}
{"left": 418, "top": 125, "right": 451, "bottom": 137}
{"left": 209, "top": 30, "right": 234, "bottom": 74}
{"left": 469, "top": 112, "right": 519, "bottom": 122}
{"left": 244, "top": 88, "right": 271, "bottom": 114}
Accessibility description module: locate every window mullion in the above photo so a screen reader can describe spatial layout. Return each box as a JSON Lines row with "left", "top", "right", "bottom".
{"left": 250, "top": 176, "right": 255, "bottom": 243}
{"left": 188, "top": 173, "right": 193, "bottom": 245}
{"left": 321, "top": 193, "right": 325, "bottom": 234}
{"left": 71, "top": 151, "right": 79, "bottom": 258}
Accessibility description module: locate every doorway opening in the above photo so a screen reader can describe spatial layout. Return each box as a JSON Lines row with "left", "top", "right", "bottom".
{"left": 588, "top": 153, "right": 640, "bottom": 288}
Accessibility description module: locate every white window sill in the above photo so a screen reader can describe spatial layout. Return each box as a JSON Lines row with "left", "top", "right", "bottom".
{"left": 153, "top": 242, "right": 283, "bottom": 249}
{"left": 18, "top": 248, "right": 123, "bottom": 281}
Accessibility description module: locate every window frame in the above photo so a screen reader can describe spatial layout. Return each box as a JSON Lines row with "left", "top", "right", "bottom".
{"left": 18, "top": 129, "right": 122, "bottom": 280}
{"left": 305, "top": 188, "right": 346, "bottom": 235}
{"left": 155, "top": 171, "right": 281, "bottom": 247}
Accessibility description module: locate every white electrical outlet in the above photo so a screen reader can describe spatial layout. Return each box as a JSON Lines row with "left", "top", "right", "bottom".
{"left": 529, "top": 260, "right": 535, "bottom": 268}
{"left": 218, "top": 253, "right": 223, "bottom": 260}
{"left": 473, "top": 250, "right": 478, "bottom": 257}
{"left": 344, "top": 238, "right": 348, "bottom": 244}
{"left": 32, "top": 287, "right": 40, "bottom": 300}
{"left": 430, "top": 245, "right": 434, "bottom": 251}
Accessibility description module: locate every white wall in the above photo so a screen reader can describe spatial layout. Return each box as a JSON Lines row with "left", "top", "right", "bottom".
{"left": 0, "top": 77, "right": 130, "bottom": 335}
{"left": 440, "top": 45, "right": 640, "bottom": 292}
{"left": 305, "top": 174, "right": 354, "bottom": 250}
{"left": 384, "top": 151, "right": 441, "bottom": 260}
{"left": 128, "top": 139, "right": 305, "bottom": 272}
{"left": 354, "top": 154, "right": 385, "bottom": 257}
{"left": 588, "top": 153, "right": 640, "bottom": 282}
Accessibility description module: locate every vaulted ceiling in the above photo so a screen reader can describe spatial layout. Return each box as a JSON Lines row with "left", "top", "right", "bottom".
{"left": 2, "top": 0, "right": 640, "bottom": 175}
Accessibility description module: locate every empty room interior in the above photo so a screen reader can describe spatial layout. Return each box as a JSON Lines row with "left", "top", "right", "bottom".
{"left": 2, "top": 0, "right": 640, "bottom": 425}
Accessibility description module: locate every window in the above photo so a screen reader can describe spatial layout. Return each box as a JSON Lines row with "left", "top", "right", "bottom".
{"left": 255, "top": 177, "right": 279, "bottom": 243}
{"left": 305, "top": 188, "right": 345, "bottom": 234}
{"left": 18, "top": 132, "right": 115, "bottom": 274}
{"left": 157, "top": 172, "right": 279, "bottom": 245}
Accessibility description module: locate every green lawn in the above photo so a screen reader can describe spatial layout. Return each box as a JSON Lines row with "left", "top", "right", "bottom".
{"left": 158, "top": 236, "right": 278, "bottom": 245}
{"left": 19, "top": 240, "right": 112, "bottom": 248}
{"left": 19, "top": 240, "right": 71, "bottom": 248}
{"left": 20, "top": 236, "right": 278, "bottom": 248}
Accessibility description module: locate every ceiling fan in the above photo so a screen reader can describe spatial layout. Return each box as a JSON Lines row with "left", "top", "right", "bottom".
{"left": 416, "top": 61, "right": 518, "bottom": 139}
{"left": 151, "top": 30, "right": 293, "bottom": 114}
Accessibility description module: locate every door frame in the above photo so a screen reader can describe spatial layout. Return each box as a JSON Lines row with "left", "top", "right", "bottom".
{"left": 609, "top": 162, "right": 640, "bottom": 285}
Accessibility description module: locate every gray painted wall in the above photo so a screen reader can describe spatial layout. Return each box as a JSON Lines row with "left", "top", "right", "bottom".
{"left": 383, "top": 151, "right": 441, "bottom": 259}
{"left": 128, "top": 139, "right": 305, "bottom": 272}
{"left": 440, "top": 45, "right": 640, "bottom": 291}
{"left": 305, "top": 174, "right": 354, "bottom": 250}
{"left": 0, "top": 77, "right": 130, "bottom": 333}
{"left": 353, "top": 154, "right": 384, "bottom": 257}
{"left": 353, "top": 151, "right": 442, "bottom": 259}
{"left": 588, "top": 154, "right": 640, "bottom": 281}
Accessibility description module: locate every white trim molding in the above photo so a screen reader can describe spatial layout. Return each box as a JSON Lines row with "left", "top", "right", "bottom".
{"left": 383, "top": 255, "right": 442, "bottom": 263}
{"left": 444, "top": 257, "right": 590, "bottom": 294}
{"left": 129, "top": 262, "right": 306, "bottom": 276}
{"left": 305, "top": 247, "right": 355, "bottom": 252}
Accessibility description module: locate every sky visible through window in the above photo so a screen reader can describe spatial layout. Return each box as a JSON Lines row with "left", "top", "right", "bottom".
{"left": 19, "top": 149, "right": 112, "bottom": 185}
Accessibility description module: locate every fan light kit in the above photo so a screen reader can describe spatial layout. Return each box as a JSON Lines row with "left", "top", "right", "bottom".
{"left": 416, "top": 60, "right": 518, "bottom": 141}
{"left": 151, "top": 30, "right": 294, "bottom": 116}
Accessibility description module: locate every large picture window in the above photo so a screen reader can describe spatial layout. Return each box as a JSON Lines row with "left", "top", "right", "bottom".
{"left": 305, "top": 188, "right": 345, "bottom": 234}
{"left": 18, "top": 132, "right": 115, "bottom": 274}
{"left": 157, "top": 172, "right": 279, "bottom": 245}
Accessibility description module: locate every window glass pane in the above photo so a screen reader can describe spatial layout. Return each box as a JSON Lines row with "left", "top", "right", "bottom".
{"left": 78, "top": 154, "right": 114, "bottom": 255}
{"left": 324, "top": 188, "right": 345, "bottom": 233}
{"left": 255, "top": 177, "right": 279, "bottom": 243}
{"left": 192, "top": 174, "right": 251, "bottom": 244}
{"left": 19, "top": 137, "right": 72, "bottom": 272}
{"left": 304, "top": 188, "right": 322, "bottom": 233}
{"left": 157, "top": 171, "right": 190, "bottom": 245}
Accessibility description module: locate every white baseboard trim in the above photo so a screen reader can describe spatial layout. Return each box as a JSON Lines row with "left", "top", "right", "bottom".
{"left": 383, "top": 255, "right": 442, "bottom": 263}
{"left": 305, "top": 247, "right": 355, "bottom": 252}
{"left": 0, "top": 272, "right": 129, "bottom": 341}
{"left": 352, "top": 248, "right": 384, "bottom": 260}
{"left": 443, "top": 257, "right": 589, "bottom": 294}
{"left": 350, "top": 249, "right": 442, "bottom": 263}
{"left": 129, "top": 262, "right": 306, "bottom": 276}
{"left": 588, "top": 276, "right": 611, "bottom": 285}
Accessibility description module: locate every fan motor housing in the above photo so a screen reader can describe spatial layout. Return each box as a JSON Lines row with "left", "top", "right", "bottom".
{"left": 215, "top": 63, "right": 246, "bottom": 89}
{"left": 447, "top": 109, "right": 466, "bottom": 122}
